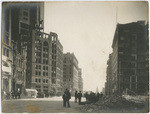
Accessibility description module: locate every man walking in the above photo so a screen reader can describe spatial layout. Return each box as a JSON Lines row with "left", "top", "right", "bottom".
{"left": 78, "top": 91, "right": 82, "bottom": 105}
{"left": 65, "top": 89, "right": 71, "bottom": 107}
{"left": 62, "top": 92, "right": 66, "bottom": 107}
{"left": 75, "top": 91, "right": 78, "bottom": 103}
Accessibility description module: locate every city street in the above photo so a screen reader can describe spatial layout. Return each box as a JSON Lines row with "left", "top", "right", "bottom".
{"left": 2, "top": 97, "right": 86, "bottom": 113}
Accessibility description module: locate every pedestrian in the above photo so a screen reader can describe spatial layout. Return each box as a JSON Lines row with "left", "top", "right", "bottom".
{"left": 17, "top": 90, "right": 21, "bottom": 99}
{"left": 78, "top": 91, "right": 82, "bottom": 105}
{"left": 65, "top": 89, "right": 71, "bottom": 107}
{"left": 62, "top": 92, "right": 66, "bottom": 107}
{"left": 75, "top": 91, "right": 78, "bottom": 103}
{"left": 15, "top": 90, "right": 17, "bottom": 99}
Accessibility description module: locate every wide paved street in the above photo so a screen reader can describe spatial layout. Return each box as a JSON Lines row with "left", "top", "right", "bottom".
{"left": 2, "top": 97, "right": 86, "bottom": 113}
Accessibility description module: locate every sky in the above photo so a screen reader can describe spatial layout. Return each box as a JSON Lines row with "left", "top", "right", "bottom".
{"left": 44, "top": 1, "right": 148, "bottom": 92}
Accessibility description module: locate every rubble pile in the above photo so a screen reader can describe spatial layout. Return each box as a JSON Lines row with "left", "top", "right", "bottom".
{"left": 80, "top": 95, "right": 148, "bottom": 113}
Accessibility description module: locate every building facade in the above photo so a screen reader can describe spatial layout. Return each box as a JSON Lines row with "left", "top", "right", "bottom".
{"left": 2, "top": 3, "right": 44, "bottom": 96}
{"left": 25, "top": 30, "right": 53, "bottom": 95}
{"left": 106, "top": 21, "right": 149, "bottom": 95}
{"left": 2, "top": 4, "right": 13, "bottom": 97}
{"left": 63, "top": 53, "right": 79, "bottom": 95}
{"left": 50, "top": 32, "right": 63, "bottom": 96}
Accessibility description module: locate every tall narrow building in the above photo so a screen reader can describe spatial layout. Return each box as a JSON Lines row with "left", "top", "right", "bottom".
{"left": 2, "top": 5, "right": 13, "bottom": 95}
{"left": 2, "top": 2, "right": 44, "bottom": 95}
{"left": 50, "top": 32, "right": 63, "bottom": 96}
{"left": 63, "top": 53, "right": 79, "bottom": 95}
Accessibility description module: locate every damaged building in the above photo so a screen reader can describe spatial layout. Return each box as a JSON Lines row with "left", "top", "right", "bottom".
{"left": 105, "top": 21, "right": 149, "bottom": 95}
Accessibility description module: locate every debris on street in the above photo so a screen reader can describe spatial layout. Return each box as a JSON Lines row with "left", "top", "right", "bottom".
{"left": 80, "top": 95, "right": 149, "bottom": 113}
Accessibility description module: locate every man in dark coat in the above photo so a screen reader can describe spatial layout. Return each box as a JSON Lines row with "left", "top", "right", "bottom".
{"left": 65, "top": 89, "right": 71, "bottom": 107}
{"left": 78, "top": 91, "right": 82, "bottom": 105}
{"left": 75, "top": 91, "right": 78, "bottom": 103}
{"left": 62, "top": 92, "right": 66, "bottom": 107}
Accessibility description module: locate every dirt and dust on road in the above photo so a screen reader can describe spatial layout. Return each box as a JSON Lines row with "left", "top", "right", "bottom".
{"left": 80, "top": 94, "right": 149, "bottom": 113}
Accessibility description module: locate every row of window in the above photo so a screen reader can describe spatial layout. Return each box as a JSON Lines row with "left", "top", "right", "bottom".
{"left": 35, "top": 52, "right": 49, "bottom": 58}
{"left": 35, "top": 65, "right": 49, "bottom": 71}
{"left": 35, "top": 58, "right": 49, "bottom": 64}
{"left": 3, "top": 47, "right": 9, "bottom": 57}
{"left": 35, "top": 78, "right": 48, "bottom": 83}
{"left": 35, "top": 71, "right": 48, "bottom": 76}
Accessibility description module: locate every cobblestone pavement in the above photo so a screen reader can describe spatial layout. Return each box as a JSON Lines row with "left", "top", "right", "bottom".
{"left": 2, "top": 97, "right": 86, "bottom": 113}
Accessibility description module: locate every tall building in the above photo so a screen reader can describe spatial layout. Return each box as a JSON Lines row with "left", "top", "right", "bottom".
{"left": 50, "top": 32, "right": 63, "bottom": 96}
{"left": 2, "top": 2, "right": 44, "bottom": 96}
{"left": 63, "top": 53, "right": 79, "bottom": 95}
{"left": 25, "top": 30, "right": 52, "bottom": 94}
{"left": 78, "top": 68, "right": 83, "bottom": 92}
{"left": 107, "top": 21, "right": 149, "bottom": 95}
{"left": 2, "top": 6, "right": 13, "bottom": 95}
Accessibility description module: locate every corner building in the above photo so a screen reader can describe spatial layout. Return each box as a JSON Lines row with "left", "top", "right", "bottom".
{"left": 111, "top": 21, "right": 149, "bottom": 95}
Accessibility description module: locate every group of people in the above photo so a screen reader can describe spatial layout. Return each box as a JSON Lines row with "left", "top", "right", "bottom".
{"left": 62, "top": 89, "right": 83, "bottom": 108}
{"left": 75, "top": 91, "right": 82, "bottom": 105}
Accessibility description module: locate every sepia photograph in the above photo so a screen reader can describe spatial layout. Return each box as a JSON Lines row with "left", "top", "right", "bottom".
{"left": 1, "top": 1, "right": 149, "bottom": 113}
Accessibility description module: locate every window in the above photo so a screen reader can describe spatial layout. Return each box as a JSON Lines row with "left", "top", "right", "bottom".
{"left": 52, "top": 79, "right": 56, "bottom": 84}
{"left": 39, "top": 71, "right": 41, "bottom": 76}
{"left": 46, "top": 72, "right": 48, "bottom": 76}
{"left": 46, "top": 60, "right": 48, "bottom": 64}
{"left": 23, "top": 11, "right": 28, "bottom": 16}
{"left": 131, "top": 62, "right": 136, "bottom": 68}
{"left": 131, "top": 54, "right": 137, "bottom": 61}
{"left": 46, "top": 79, "right": 48, "bottom": 83}
{"left": 46, "top": 66, "right": 48, "bottom": 70}
{"left": 43, "top": 72, "right": 45, "bottom": 76}
{"left": 35, "top": 78, "right": 38, "bottom": 82}
{"left": 43, "top": 59, "right": 45, "bottom": 64}
{"left": 35, "top": 71, "right": 38, "bottom": 75}
{"left": 39, "top": 79, "right": 41, "bottom": 83}
{"left": 43, "top": 66, "right": 45, "bottom": 70}
{"left": 2, "top": 61, "right": 9, "bottom": 67}
{"left": 3, "top": 47, "right": 9, "bottom": 57}
{"left": 23, "top": 17, "right": 28, "bottom": 21}
{"left": 43, "top": 79, "right": 45, "bottom": 83}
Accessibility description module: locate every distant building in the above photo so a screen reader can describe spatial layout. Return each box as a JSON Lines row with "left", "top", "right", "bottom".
{"left": 105, "top": 53, "right": 114, "bottom": 95}
{"left": 106, "top": 21, "right": 149, "bottom": 95}
{"left": 63, "top": 53, "right": 79, "bottom": 94}
{"left": 78, "top": 68, "right": 83, "bottom": 92}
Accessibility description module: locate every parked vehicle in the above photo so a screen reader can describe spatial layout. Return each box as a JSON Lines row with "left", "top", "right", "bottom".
{"left": 26, "top": 89, "right": 38, "bottom": 98}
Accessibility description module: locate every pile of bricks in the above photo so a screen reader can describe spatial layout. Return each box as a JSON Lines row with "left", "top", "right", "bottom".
{"left": 80, "top": 95, "right": 148, "bottom": 113}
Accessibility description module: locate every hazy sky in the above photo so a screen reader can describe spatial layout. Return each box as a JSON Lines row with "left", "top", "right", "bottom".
{"left": 44, "top": 1, "right": 148, "bottom": 92}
